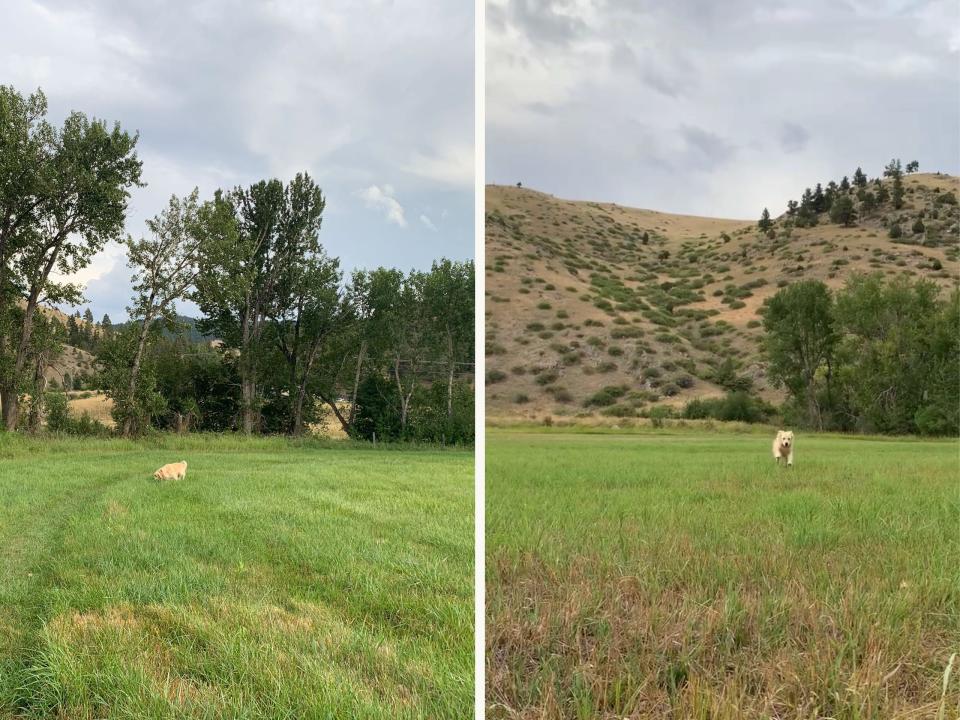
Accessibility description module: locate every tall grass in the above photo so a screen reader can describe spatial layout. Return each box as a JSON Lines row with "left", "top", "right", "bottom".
{"left": 0, "top": 435, "right": 473, "bottom": 718}
{"left": 486, "top": 429, "right": 960, "bottom": 719}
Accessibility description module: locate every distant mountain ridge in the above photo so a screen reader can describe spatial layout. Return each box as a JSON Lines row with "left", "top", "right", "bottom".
{"left": 112, "top": 315, "right": 215, "bottom": 344}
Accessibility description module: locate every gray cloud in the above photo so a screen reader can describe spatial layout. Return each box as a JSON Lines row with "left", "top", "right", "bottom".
{"left": 1, "top": 0, "right": 473, "bottom": 320}
{"left": 487, "top": 0, "right": 960, "bottom": 217}
{"left": 509, "top": 0, "right": 587, "bottom": 47}
{"left": 780, "top": 123, "right": 811, "bottom": 154}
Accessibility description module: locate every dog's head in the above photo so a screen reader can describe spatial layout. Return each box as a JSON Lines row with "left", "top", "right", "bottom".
{"left": 778, "top": 430, "right": 794, "bottom": 448}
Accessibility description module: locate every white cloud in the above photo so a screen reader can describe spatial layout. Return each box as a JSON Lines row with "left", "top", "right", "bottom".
{"left": 358, "top": 184, "right": 407, "bottom": 227}
{"left": 419, "top": 213, "right": 438, "bottom": 231}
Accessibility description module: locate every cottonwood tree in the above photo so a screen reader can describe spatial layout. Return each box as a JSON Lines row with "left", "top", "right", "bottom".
{"left": 834, "top": 275, "right": 948, "bottom": 433}
{"left": 763, "top": 280, "right": 838, "bottom": 430}
{"left": 194, "top": 173, "right": 324, "bottom": 434}
{"left": 423, "top": 259, "right": 474, "bottom": 424}
{"left": 114, "top": 190, "right": 201, "bottom": 436}
{"left": 270, "top": 249, "right": 349, "bottom": 435}
{"left": 342, "top": 269, "right": 397, "bottom": 431}
{"left": 0, "top": 89, "right": 142, "bottom": 429}
{"left": 365, "top": 268, "right": 429, "bottom": 436}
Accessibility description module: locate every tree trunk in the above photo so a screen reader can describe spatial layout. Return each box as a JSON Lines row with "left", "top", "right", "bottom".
{"left": 27, "top": 355, "right": 46, "bottom": 434}
{"left": 393, "top": 356, "right": 409, "bottom": 434}
{"left": 241, "top": 377, "right": 256, "bottom": 434}
{"left": 1, "top": 388, "right": 18, "bottom": 431}
{"left": 446, "top": 331, "right": 455, "bottom": 421}
{"left": 240, "top": 301, "right": 257, "bottom": 435}
{"left": 122, "top": 308, "right": 154, "bottom": 437}
{"left": 347, "top": 340, "right": 366, "bottom": 428}
{"left": 805, "top": 376, "right": 821, "bottom": 431}
{"left": 319, "top": 393, "right": 351, "bottom": 435}
{"left": 5, "top": 243, "right": 61, "bottom": 431}
{"left": 291, "top": 342, "right": 321, "bottom": 436}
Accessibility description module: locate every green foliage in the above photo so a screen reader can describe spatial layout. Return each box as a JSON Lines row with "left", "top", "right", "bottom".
{"left": 0, "top": 85, "right": 142, "bottom": 429}
{"left": 682, "top": 392, "right": 774, "bottom": 423}
{"left": 584, "top": 385, "right": 629, "bottom": 408}
{"left": 763, "top": 281, "right": 838, "bottom": 429}
{"left": 833, "top": 275, "right": 957, "bottom": 435}
{"left": 829, "top": 195, "right": 857, "bottom": 226}
{"left": 762, "top": 274, "right": 958, "bottom": 435}
{"left": 43, "top": 391, "right": 110, "bottom": 436}
{"left": 758, "top": 208, "right": 773, "bottom": 232}
{"left": 97, "top": 326, "right": 166, "bottom": 433}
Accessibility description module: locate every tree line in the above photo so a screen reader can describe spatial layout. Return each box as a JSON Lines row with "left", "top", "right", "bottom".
{"left": 0, "top": 86, "right": 474, "bottom": 442}
{"left": 762, "top": 275, "right": 958, "bottom": 436}
{"left": 758, "top": 159, "right": 931, "bottom": 232}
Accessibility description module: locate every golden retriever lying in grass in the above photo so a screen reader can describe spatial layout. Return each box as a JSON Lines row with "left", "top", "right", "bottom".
{"left": 153, "top": 461, "right": 188, "bottom": 481}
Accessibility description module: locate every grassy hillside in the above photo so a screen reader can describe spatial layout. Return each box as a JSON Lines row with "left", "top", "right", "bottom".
{"left": 0, "top": 435, "right": 473, "bottom": 718}
{"left": 486, "top": 428, "right": 959, "bottom": 718}
{"left": 485, "top": 173, "right": 959, "bottom": 418}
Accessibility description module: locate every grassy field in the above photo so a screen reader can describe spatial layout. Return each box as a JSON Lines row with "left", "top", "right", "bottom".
{"left": 486, "top": 428, "right": 959, "bottom": 719}
{"left": 0, "top": 434, "right": 473, "bottom": 719}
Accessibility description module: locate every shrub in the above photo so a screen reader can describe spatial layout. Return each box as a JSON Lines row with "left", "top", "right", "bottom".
{"left": 513, "top": 393, "right": 530, "bottom": 404}
{"left": 486, "top": 370, "right": 507, "bottom": 384}
{"left": 584, "top": 385, "right": 629, "bottom": 407}
{"left": 45, "top": 391, "right": 111, "bottom": 437}
{"left": 682, "top": 392, "right": 773, "bottom": 423}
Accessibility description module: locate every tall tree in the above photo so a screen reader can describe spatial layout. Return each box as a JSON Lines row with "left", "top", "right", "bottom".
{"left": 834, "top": 274, "right": 946, "bottom": 433}
{"left": 271, "top": 249, "right": 348, "bottom": 435}
{"left": 194, "top": 173, "right": 324, "bottom": 434}
{"left": 757, "top": 208, "right": 773, "bottom": 232}
{"left": 0, "top": 94, "right": 142, "bottom": 429}
{"left": 884, "top": 158, "right": 905, "bottom": 209}
{"left": 423, "top": 259, "right": 474, "bottom": 425}
{"left": 852, "top": 167, "right": 867, "bottom": 187}
{"left": 115, "top": 191, "right": 201, "bottom": 436}
{"left": 763, "top": 280, "right": 838, "bottom": 429}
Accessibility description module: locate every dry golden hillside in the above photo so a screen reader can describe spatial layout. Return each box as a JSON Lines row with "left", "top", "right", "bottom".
{"left": 485, "top": 172, "right": 959, "bottom": 419}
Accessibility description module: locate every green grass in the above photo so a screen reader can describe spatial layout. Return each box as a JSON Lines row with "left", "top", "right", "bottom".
{"left": 0, "top": 434, "right": 473, "bottom": 719}
{"left": 486, "top": 429, "right": 960, "bottom": 719}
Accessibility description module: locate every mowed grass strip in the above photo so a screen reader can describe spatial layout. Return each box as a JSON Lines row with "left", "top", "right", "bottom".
{"left": 486, "top": 429, "right": 960, "bottom": 719}
{"left": 0, "top": 435, "right": 473, "bottom": 719}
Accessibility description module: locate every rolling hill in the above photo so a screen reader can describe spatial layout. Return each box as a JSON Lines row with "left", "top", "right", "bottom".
{"left": 485, "top": 172, "right": 959, "bottom": 419}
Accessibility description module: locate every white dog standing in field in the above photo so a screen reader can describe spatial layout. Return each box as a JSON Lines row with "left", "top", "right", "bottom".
{"left": 772, "top": 431, "right": 794, "bottom": 467}
{"left": 153, "top": 460, "right": 188, "bottom": 481}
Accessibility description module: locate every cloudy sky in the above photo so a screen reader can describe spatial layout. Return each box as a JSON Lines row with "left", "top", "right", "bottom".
{"left": 1, "top": 0, "right": 473, "bottom": 320}
{"left": 487, "top": 0, "right": 959, "bottom": 219}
